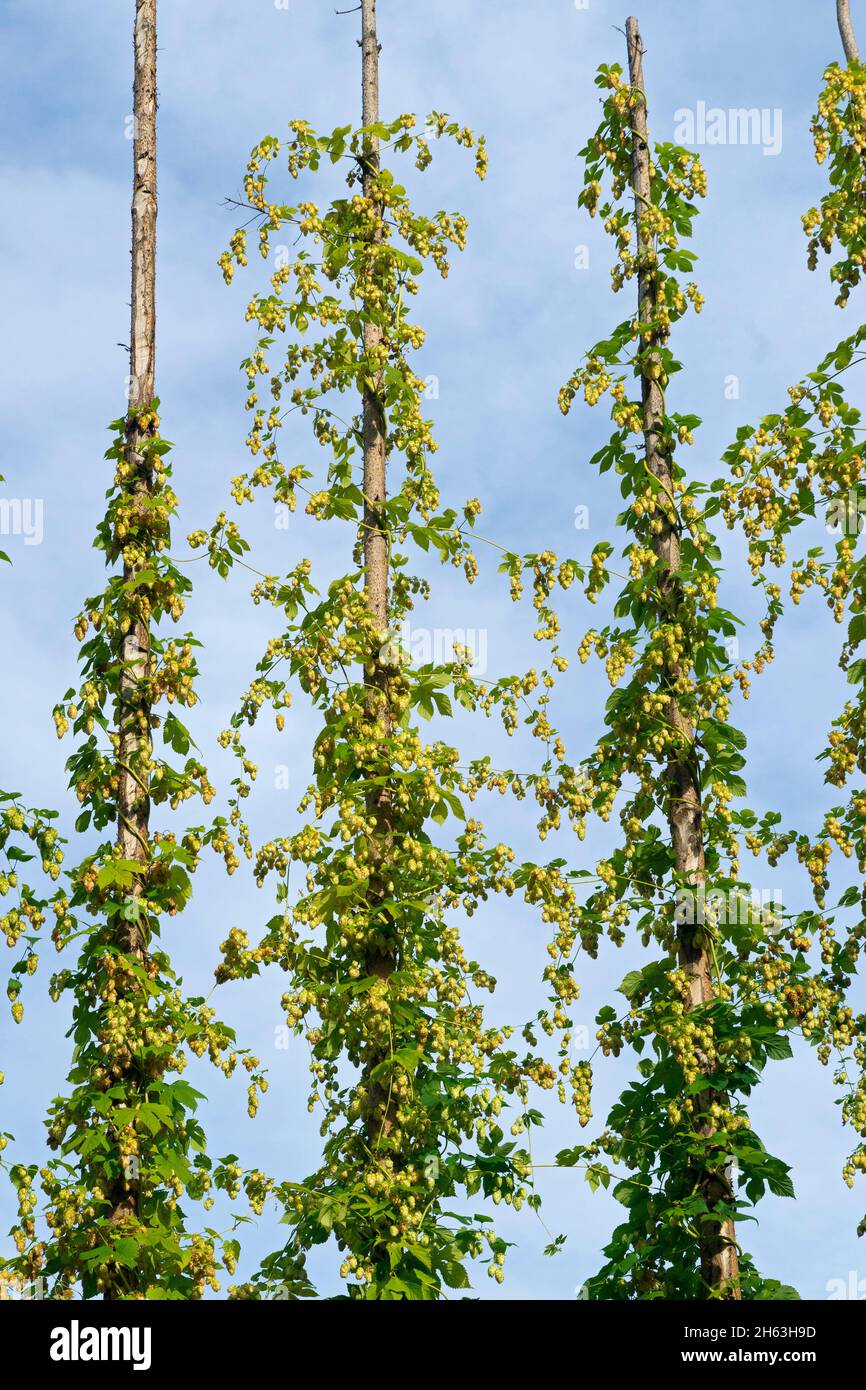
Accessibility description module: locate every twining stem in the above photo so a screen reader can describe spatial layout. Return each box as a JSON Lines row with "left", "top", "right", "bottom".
{"left": 106, "top": 0, "right": 158, "bottom": 1285}
{"left": 359, "top": 0, "right": 396, "bottom": 1145}
{"left": 625, "top": 14, "right": 740, "bottom": 1298}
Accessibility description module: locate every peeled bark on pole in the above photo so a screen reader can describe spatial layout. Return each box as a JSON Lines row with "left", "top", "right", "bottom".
{"left": 625, "top": 16, "right": 740, "bottom": 1298}
{"left": 837, "top": 0, "right": 862, "bottom": 63}
{"left": 119, "top": 1, "right": 156, "bottom": 907}
{"left": 106, "top": 0, "right": 157, "bottom": 1280}
{"left": 359, "top": 0, "right": 395, "bottom": 1140}
{"left": 361, "top": 0, "right": 387, "bottom": 636}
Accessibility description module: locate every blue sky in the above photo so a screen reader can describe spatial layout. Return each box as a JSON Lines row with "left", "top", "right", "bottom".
{"left": 1, "top": 0, "right": 865, "bottom": 1300}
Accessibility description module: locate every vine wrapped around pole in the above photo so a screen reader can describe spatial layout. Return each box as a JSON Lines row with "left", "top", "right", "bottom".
{"left": 625, "top": 14, "right": 740, "bottom": 1298}
{"left": 358, "top": 0, "right": 397, "bottom": 1151}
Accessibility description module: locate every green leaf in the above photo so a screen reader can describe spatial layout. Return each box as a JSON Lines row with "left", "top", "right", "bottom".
{"left": 113, "top": 1237, "right": 140, "bottom": 1268}
{"left": 441, "top": 1260, "right": 470, "bottom": 1290}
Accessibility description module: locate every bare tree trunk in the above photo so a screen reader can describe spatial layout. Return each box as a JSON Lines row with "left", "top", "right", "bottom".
{"left": 359, "top": 0, "right": 395, "bottom": 1141}
{"left": 106, "top": 0, "right": 158, "bottom": 1285}
{"left": 625, "top": 16, "right": 740, "bottom": 1299}
{"left": 837, "top": 0, "right": 861, "bottom": 63}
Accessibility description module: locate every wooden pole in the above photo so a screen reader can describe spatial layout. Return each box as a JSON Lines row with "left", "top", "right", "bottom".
{"left": 106, "top": 0, "right": 158, "bottom": 1285}
{"left": 625, "top": 15, "right": 741, "bottom": 1299}
{"left": 359, "top": 0, "right": 396, "bottom": 1145}
{"left": 837, "top": 0, "right": 861, "bottom": 63}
